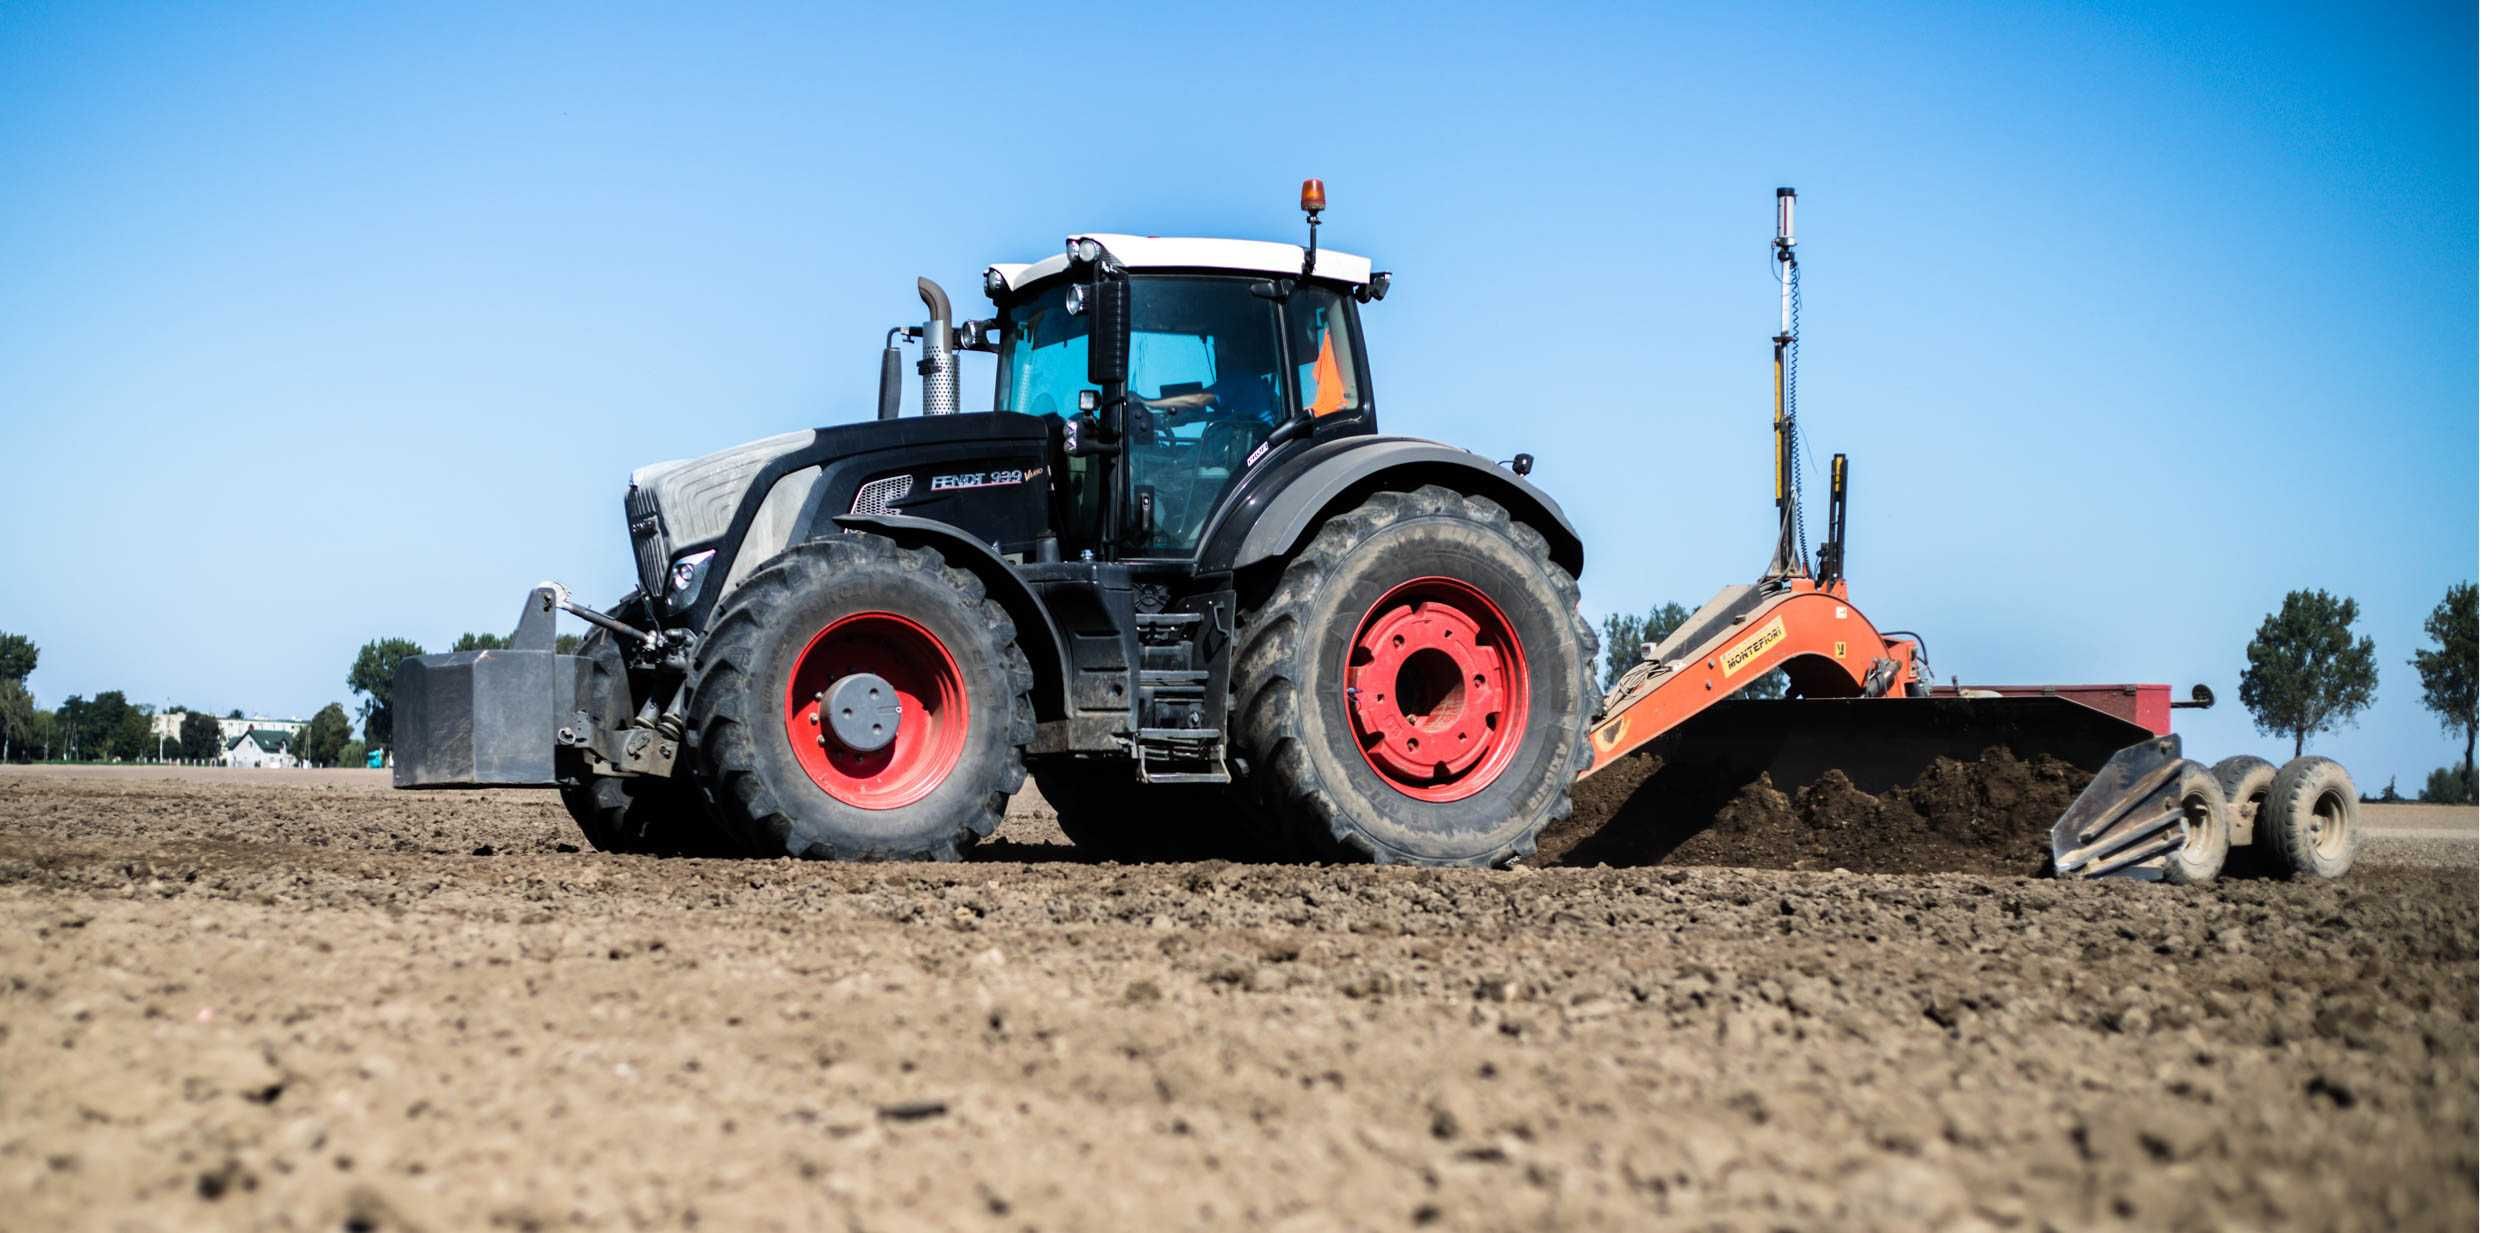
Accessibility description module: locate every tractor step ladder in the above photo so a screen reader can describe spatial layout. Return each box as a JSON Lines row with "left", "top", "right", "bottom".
{"left": 1131, "top": 611, "right": 1230, "bottom": 783}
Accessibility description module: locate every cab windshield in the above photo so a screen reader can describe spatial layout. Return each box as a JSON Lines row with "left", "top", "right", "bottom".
{"left": 997, "top": 274, "right": 1361, "bottom": 551}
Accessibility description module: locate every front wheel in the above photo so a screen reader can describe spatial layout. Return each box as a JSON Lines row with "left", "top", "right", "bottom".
{"left": 1230, "top": 486, "right": 1596, "bottom": 866}
{"left": 686, "top": 535, "right": 1033, "bottom": 860}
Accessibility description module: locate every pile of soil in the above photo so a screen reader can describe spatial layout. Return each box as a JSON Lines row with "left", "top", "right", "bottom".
{"left": 1541, "top": 746, "right": 2096, "bottom": 875}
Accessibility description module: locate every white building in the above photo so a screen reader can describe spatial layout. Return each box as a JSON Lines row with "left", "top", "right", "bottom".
{"left": 223, "top": 729, "right": 299, "bottom": 769}
{"left": 152, "top": 712, "right": 309, "bottom": 743}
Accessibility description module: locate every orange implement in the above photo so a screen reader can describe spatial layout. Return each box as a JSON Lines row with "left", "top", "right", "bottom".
{"left": 1584, "top": 575, "right": 1920, "bottom": 778}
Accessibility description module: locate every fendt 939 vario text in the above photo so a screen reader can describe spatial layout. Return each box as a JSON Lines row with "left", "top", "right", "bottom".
{"left": 397, "top": 185, "right": 2357, "bottom": 883}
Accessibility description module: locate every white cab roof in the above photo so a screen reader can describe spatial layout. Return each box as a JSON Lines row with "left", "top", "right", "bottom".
{"left": 988, "top": 234, "right": 1372, "bottom": 295}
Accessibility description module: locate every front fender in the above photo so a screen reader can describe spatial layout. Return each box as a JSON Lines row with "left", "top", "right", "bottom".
{"left": 1201, "top": 436, "right": 1583, "bottom": 576}
{"left": 826, "top": 514, "right": 1068, "bottom": 721}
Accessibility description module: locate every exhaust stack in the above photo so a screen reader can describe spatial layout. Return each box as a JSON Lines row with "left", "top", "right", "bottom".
{"left": 915, "top": 277, "right": 957, "bottom": 416}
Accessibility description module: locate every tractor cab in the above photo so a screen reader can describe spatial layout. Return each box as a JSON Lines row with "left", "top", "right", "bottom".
{"left": 983, "top": 227, "right": 1391, "bottom": 560}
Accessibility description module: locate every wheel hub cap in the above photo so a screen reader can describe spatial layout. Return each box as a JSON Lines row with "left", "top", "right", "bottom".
{"left": 819, "top": 671, "right": 900, "bottom": 753}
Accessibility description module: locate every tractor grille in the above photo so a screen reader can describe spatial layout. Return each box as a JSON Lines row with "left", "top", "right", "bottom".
{"left": 620, "top": 430, "right": 812, "bottom": 599}
{"left": 850, "top": 474, "right": 913, "bottom": 517}
{"left": 626, "top": 483, "right": 668, "bottom": 598}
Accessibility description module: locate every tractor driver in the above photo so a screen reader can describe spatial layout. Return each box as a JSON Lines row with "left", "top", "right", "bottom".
{"left": 1132, "top": 291, "right": 1286, "bottom": 430}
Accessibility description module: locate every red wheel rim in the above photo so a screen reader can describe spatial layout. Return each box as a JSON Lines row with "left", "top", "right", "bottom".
{"left": 784, "top": 612, "right": 967, "bottom": 810}
{"left": 1342, "top": 576, "right": 1530, "bottom": 802}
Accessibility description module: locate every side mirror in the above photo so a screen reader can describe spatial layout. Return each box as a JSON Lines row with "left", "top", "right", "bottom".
{"left": 1086, "top": 267, "right": 1130, "bottom": 389}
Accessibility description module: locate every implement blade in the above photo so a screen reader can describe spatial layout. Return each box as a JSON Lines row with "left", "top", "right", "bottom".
{"left": 1612, "top": 696, "right": 2158, "bottom": 796}
{"left": 2047, "top": 735, "right": 2188, "bottom": 881}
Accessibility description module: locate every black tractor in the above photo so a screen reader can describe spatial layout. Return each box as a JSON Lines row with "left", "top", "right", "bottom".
{"left": 394, "top": 184, "right": 1596, "bottom": 866}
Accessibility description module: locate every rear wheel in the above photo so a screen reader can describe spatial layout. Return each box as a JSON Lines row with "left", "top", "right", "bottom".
{"left": 1230, "top": 486, "right": 1595, "bottom": 866}
{"left": 2259, "top": 755, "right": 2359, "bottom": 878}
{"left": 687, "top": 535, "right": 1032, "bottom": 860}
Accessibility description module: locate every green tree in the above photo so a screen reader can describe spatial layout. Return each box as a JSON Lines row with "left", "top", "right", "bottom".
{"left": 301, "top": 702, "right": 353, "bottom": 767}
{"left": 179, "top": 711, "right": 222, "bottom": 762}
{"left": 339, "top": 739, "right": 368, "bottom": 769}
{"left": 1600, "top": 601, "right": 1787, "bottom": 699}
{"left": 1601, "top": 604, "right": 1691, "bottom": 687}
{"left": 61, "top": 691, "right": 135, "bottom": 761}
{"left": 112, "top": 702, "right": 153, "bottom": 762}
{"left": 2239, "top": 589, "right": 2379, "bottom": 756}
{"left": 22, "top": 708, "right": 56, "bottom": 761}
{"left": 2409, "top": 582, "right": 2476, "bottom": 801}
{"left": 555, "top": 633, "right": 583, "bottom": 656}
{"left": 226, "top": 708, "right": 244, "bottom": 720}
{"left": 452, "top": 631, "right": 512, "bottom": 652}
{"left": 349, "top": 638, "right": 425, "bottom": 750}
{"left": 2423, "top": 762, "right": 2475, "bottom": 805}
{"left": 0, "top": 632, "right": 35, "bottom": 683}
{"left": 0, "top": 679, "right": 34, "bottom": 761}
{"left": 54, "top": 695, "right": 86, "bottom": 759}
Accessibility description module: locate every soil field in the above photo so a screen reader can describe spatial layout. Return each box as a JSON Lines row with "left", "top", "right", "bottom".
{"left": 0, "top": 766, "right": 2476, "bottom": 1231}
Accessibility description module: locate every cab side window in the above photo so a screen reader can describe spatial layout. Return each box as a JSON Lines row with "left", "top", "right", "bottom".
{"left": 1288, "top": 288, "right": 1363, "bottom": 417}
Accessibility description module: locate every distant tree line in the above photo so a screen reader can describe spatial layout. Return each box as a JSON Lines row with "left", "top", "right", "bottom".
{"left": 0, "top": 631, "right": 368, "bottom": 767}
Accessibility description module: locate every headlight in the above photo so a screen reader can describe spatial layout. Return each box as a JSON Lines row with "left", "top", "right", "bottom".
{"left": 665, "top": 549, "right": 717, "bottom": 611}
{"left": 1064, "top": 285, "right": 1087, "bottom": 316}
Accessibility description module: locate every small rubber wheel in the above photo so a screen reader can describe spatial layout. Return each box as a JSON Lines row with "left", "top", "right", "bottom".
{"left": 687, "top": 535, "right": 1032, "bottom": 860}
{"left": 1230, "top": 485, "right": 1596, "bottom": 866}
{"left": 2208, "top": 754, "right": 2274, "bottom": 848}
{"left": 1028, "top": 759, "right": 1270, "bottom": 862}
{"left": 555, "top": 627, "right": 733, "bottom": 856}
{"left": 2259, "top": 755, "right": 2360, "bottom": 878}
{"left": 2158, "top": 762, "right": 2228, "bottom": 886}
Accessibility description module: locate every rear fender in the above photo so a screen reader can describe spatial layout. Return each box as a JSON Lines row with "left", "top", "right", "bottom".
{"left": 1201, "top": 436, "right": 1583, "bottom": 578}
{"left": 826, "top": 514, "right": 1069, "bottom": 721}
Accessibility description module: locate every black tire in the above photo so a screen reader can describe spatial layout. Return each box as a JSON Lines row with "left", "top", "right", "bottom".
{"left": 1028, "top": 758, "right": 1271, "bottom": 862}
{"left": 2258, "top": 755, "right": 2360, "bottom": 878}
{"left": 557, "top": 770, "right": 735, "bottom": 856}
{"left": 686, "top": 535, "right": 1033, "bottom": 860}
{"left": 2208, "top": 754, "right": 2274, "bottom": 848}
{"left": 2158, "top": 762, "right": 2227, "bottom": 886}
{"left": 554, "top": 627, "right": 733, "bottom": 856}
{"left": 1229, "top": 485, "right": 1596, "bottom": 866}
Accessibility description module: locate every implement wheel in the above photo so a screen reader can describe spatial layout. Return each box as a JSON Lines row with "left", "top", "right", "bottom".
{"left": 2259, "top": 755, "right": 2360, "bottom": 879}
{"left": 2209, "top": 754, "right": 2274, "bottom": 848}
{"left": 687, "top": 535, "right": 1032, "bottom": 860}
{"left": 1231, "top": 485, "right": 1595, "bottom": 866}
{"left": 2158, "top": 762, "right": 2228, "bottom": 886}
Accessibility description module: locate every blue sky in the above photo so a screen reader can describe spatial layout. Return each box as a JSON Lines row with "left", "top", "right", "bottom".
{"left": 0, "top": 2, "right": 2475, "bottom": 791}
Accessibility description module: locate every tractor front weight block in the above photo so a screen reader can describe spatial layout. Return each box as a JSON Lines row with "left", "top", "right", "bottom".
{"left": 392, "top": 586, "right": 594, "bottom": 789}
